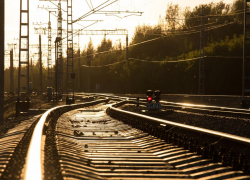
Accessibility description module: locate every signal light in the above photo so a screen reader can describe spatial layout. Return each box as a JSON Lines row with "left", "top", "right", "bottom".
{"left": 154, "top": 90, "right": 161, "bottom": 103}
{"left": 146, "top": 90, "right": 153, "bottom": 103}
{"left": 147, "top": 96, "right": 152, "bottom": 102}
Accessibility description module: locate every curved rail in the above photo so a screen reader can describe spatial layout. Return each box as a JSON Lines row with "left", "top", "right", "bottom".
{"left": 108, "top": 103, "right": 250, "bottom": 166}
{"left": 80, "top": 93, "right": 250, "bottom": 115}
{"left": 109, "top": 105, "right": 250, "bottom": 145}
{"left": 24, "top": 99, "right": 107, "bottom": 180}
{"left": 25, "top": 106, "right": 60, "bottom": 180}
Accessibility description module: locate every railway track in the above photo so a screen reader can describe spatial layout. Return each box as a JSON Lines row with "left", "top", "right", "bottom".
{"left": 0, "top": 94, "right": 250, "bottom": 179}
{"left": 91, "top": 93, "right": 250, "bottom": 119}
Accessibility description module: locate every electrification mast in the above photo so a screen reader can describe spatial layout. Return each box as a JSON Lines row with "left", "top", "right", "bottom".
{"left": 242, "top": 0, "right": 250, "bottom": 107}
{"left": 199, "top": 5, "right": 205, "bottom": 95}
{"left": 66, "top": 0, "right": 75, "bottom": 104}
{"left": 48, "top": 11, "right": 56, "bottom": 88}
{"left": 17, "top": 0, "right": 30, "bottom": 116}
{"left": 0, "top": 0, "right": 4, "bottom": 122}
{"left": 10, "top": 49, "right": 14, "bottom": 93}
{"left": 39, "top": 0, "right": 65, "bottom": 100}
{"left": 37, "top": 0, "right": 142, "bottom": 99}
{"left": 57, "top": 1, "right": 63, "bottom": 100}
{"left": 39, "top": 35, "right": 43, "bottom": 94}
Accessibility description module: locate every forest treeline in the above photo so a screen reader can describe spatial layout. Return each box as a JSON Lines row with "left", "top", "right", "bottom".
{"left": 4, "top": 0, "right": 249, "bottom": 95}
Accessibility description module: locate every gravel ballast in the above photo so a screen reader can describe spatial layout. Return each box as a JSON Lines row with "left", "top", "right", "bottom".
{"left": 120, "top": 105, "right": 250, "bottom": 139}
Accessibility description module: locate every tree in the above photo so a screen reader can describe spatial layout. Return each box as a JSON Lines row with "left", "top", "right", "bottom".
{"left": 86, "top": 38, "right": 95, "bottom": 62}
{"left": 165, "top": 3, "right": 182, "bottom": 31}
{"left": 97, "top": 38, "right": 112, "bottom": 53}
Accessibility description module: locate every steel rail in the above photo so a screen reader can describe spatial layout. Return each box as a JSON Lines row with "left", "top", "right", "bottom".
{"left": 96, "top": 93, "right": 250, "bottom": 114}
{"left": 109, "top": 105, "right": 250, "bottom": 144}
{"left": 95, "top": 93, "right": 250, "bottom": 114}
{"left": 24, "top": 99, "right": 107, "bottom": 180}
{"left": 159, "top": 103, "right": 250, "bottom": 116}
{"left": 76, "top": 93, "right": 250, "bottom": 117}
{"left": 24, "top": 105, "right": 60, "bottom": 180}
{"left": 108, "top": 104, "right": 250, "bottom": 158}
{"left": 161, "top": 101, "right": 250, "bottom": 112}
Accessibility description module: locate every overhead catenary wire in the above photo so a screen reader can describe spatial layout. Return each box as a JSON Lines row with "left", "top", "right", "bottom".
{"left": 79, "top": 55, "right": 249, "bottom": 69}
{"left": 129, "top": 21, "right": 237, "bottom": 47}
{"left": 129, "top": 57, "right": 201, "bottom": 63}
{"left": 72, "top": 20, "right": 238, "bottom": 62}
{"left": 168, "top": 10, "right": 245, "bottom": 21}
{"left": 81, "top": 59, "right": 127, "bottom": 68}
{"left": 73, "top": 0, "right": 118, "bottom": 23}
{"left": 36, "top": 2, "right": 243, "bottom": 69}
{"left": 89, "top": 0, "right": 94, "bottom": 9}
{"left": 142, "top": 20, "right": 231, "bottom": 36}
{"left": 85, "top": 0, "right": 92, "bottom": 10}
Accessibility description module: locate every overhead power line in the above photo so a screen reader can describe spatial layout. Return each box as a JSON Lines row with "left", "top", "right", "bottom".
{"left": 129, "top": 21, "right": 236, "bottom": 48}
{"left": 72, "top": 20, "right": 237, "bottom": 62}
{"left": 81, "top": 60, "right": 127, "bottom": 68}
{"left": 80, "top": 55, "right": 250, "bottom": 69}
{"left": 129, "top": 57, "right": 200, "bottom": 63}
{"left": 73, "top": 0, "right": 118, "bottom": 23}
{"left": 168, "top": 10, "right": 245, "bottom": 21}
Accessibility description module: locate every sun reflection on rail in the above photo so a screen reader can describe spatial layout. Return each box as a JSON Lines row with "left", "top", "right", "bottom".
{"left": 24, "top": 107, "right": 58, "bottom": 180}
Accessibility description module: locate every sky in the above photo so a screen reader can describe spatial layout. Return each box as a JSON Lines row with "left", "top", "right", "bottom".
{"left": 4, "top": 0, "right": 235, "bottom": 66}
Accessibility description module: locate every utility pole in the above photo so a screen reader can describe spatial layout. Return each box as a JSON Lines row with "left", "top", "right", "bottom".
{"left": 0, "top": 0, "right": 4, "bottom": 122}
{"left": 40, "top": 0, "right": 64, "bottom": 101}
{"left": 57, "top": 1, "right": 63, "bottom": 99}
{"left": 10, "top": 49, "right": 14, "bottom": 93}
{"left": 243, "top": 0, "right": 246, "bottom": 98}
{"left": 36, "top": 6, "right": 56, "bottom": 95}
{"left": 37, "top": 0, "right": 141, "bottom": 97}
{"left": 47, "top": 11, "right": 55, "bottom": 102}
{"left": 126, "top": 34, "right": 128, "bottom": 62}
{"left": 17, "top": 0, "right": 30, "bottom": 116}
{"left": 39, "top": 35, "right": 43, "bottom": 94}
{"left": 78, "top": 32, "right": 81, "bottom": 92}
{"left": 66, "top": 0, "right": 75, "bottom": 104}
{"left": 48, "top": 11, "right": 56, "bottom": 88}
{"left": 88, "top": 60, "right": 91, "bottom": 93}
{"left": 30, "top": 58, "right": 33, "bottom": 89}
{"left": 242, "top": 0, "right": 250, "bottom": 107}
{"left": 199, "top": 5, "right": 205, "bottom": 95}
{"left": 55, "top": 37, "right": 62, "bottom": 101}
{"left": 126, "top": 34, "right": 130, "bottom": 93}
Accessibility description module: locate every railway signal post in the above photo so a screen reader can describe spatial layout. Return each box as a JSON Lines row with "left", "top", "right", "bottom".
{"left": 146, "top": 90, "right": 162, "bottom": 110}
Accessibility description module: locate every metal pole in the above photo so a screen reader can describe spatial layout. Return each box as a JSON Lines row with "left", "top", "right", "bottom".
{"left": 66, "top": 0, "right": 74, "bottom": 104}
{"left": 39, "top": 35, "right": 43, "bottom": 94}
{"left": 243, "top": 0, "right": 246, "bottom": 98}
{"left": 199, "top": 6, "right": 205, "bottom": 95}
{"left": 10, "top": 50, "right": 14, "bottom": 93}
{"left": 57, "top": 3, "right": 63, "bottom": 98}
{"left": 126, "top": 34, "right": 128, "bottom": 62}
{"left": 0, "top": 0, "right": 4, "bottom": 122}
{"left": 126, "top": 34, "right": 129, "bottom": 93}
{"left": 27, "top": 0, "right": 30, "bottom": 99}
{"left": 17, "top": 0, "right": 30, "bottom": 116}
{"left": 47, "top": 11, "right": 55, "bottom": 88}
{"left": 30, "top": 58, "right": 33, "bottom": 89}
{"left": 78, "top": 49, "right": 80, "bottom": 92}
{"left": 55, "top": 39, "right": 58, "bottom": 101}
{"left": 78, "top": 32, "right": 80, "bottom": 92}
{"left": 88, "top": 61, "right": 91, "bottom": 92}
{"left": 48, "top": 12, "right": 51, "bottom": 88}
